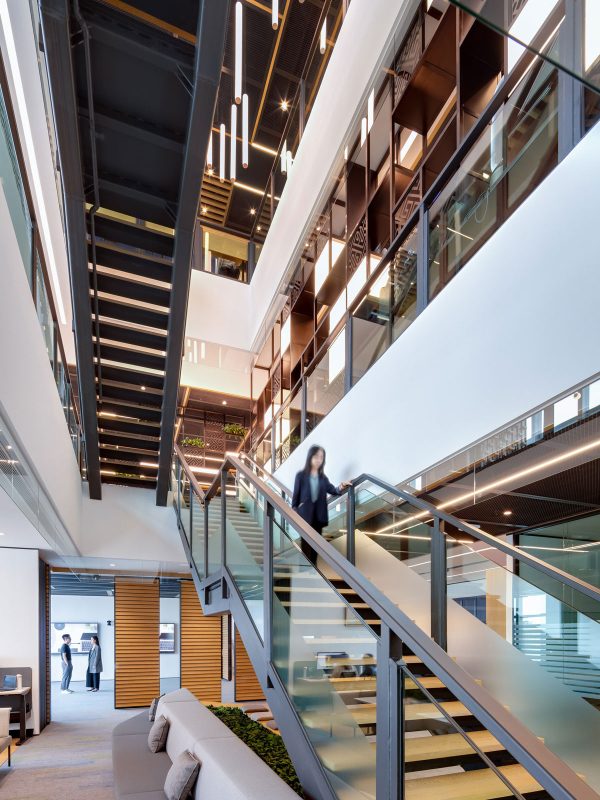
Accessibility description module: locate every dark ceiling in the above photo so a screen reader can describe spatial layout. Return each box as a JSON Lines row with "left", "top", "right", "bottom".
{"left": 41, "top": 0, "right": 228, "bottom": 500}
{"left": 51, "top": 572, "right": 183, "bottom": 597}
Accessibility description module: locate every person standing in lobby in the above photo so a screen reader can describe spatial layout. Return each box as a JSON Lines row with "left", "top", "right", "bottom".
{"left": 60, "top": 634, "right": 73, "bottom": 694}
{"left": 86, "top": 635, "right": 103, "bottom": 692}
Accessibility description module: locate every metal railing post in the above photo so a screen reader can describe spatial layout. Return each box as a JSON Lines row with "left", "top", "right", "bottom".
{"left": 430, "top": 517, "right": 447, "bottom": 650}
{"left": 221, "top": 467, "right": 228, "bottom": 570}
{"left": 376, "top": 624, "right": 404, "bottom": 800}
{"left": 416, "top": 204, "right": 428, "bottom": 314}
{"left": 300, "top": 378, "right": 307, "bottom": 441}
{"left": 346, "top": 484, "right": 356, "bottom": 565}
{"left": 263, "top": 502, "right": 274, "bottom": 661}
{"left": 344, "top": 317, "right": 353, "bottom": 394}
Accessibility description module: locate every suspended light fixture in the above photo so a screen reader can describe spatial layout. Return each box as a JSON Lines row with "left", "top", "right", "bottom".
{"left": 320, "top": 18, "right": 327, "bottom": 54}
{"left": 230, "top": 104, "right": 237, "bottom": 181}
{"left": 280, "top": 139, "right": 287, "bottom": 174}
{"left": 219, "top": 123, "right": 226, "bottom": 182}
{"left": 242, "top": 93, "right": 249, "bottom": 168}
{"left": 272, "top": 0, "right": 278, "bottom": 30}
{"left": 206, "top": 132, "right": 213, "bottom": 170}
{"left": 286, "top": 150, "right": 293, "bottom": 174}
{"left": 367, "top": 88, "right": 374, "bottom": 132}
{"left": 235, "top": 2, "right": 243, "bottom": 104}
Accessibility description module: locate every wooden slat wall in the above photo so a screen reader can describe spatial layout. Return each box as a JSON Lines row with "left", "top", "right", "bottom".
{"left": 180, "top": 581, "right": 221, "bottom": 702}
{"left": 234, "top": 627, "right": 264, "bottom": 702}
{"left": 115, "top": 577, "right": 160, "bottom": 708}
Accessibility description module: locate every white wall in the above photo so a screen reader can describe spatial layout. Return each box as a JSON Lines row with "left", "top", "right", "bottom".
{"left": 184, "top": 0, "right": 419, "bottom": 354}
{"left": 276, "top": 122, "right": 600, "bottom": 491}
{"left": 81, "top": 485, "right": 186, "bottom": 566}
{"left": 49, "top": 593, "right": 181, "bottom": 683}
{"left": 0, "top": 188, "right": 83, "bottom": 552}
{"left": 50, "top": 595, "right": 115, "bottom": 681}
{"left": 0, "top": 549, "right": 41, "bottom": 734}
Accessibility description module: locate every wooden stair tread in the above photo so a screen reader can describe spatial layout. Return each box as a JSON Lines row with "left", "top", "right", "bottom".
{"left": 405, "top": 730, "right": 503, "bottom": 763}
{"left": 405, "top": 763, "right": 542, "bottom": 800}
{"left": 405, "top": 701, "right": 472, "bottom": 722}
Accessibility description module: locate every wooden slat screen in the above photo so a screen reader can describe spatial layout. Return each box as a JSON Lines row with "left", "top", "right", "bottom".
{"left": 180, "top": 581, "right": 221, "bottom": 702}
{"left": 234, "top": 627, "right": 264, "bottom": 702}
{"left": 221, "top": 614, "right": 231, "bottom": 681}
{"left": 115, "top": 577, "right": 160, "bottom": 708}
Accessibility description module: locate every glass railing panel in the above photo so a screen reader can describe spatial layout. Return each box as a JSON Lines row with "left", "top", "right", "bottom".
{"left": 191, "top": 491, "right": 205, "bottom": 580}
{"left": 351, "top": 273, "right": 390, "bottom": 386}
{"left": 225, "top": 470, "right": 265, "bottom": 639}
{"left": 400, "top": 661, "right": 531, "bottom": 799}
{"left": 179, "top": 469, "right": 191, "bottom": 546}
{"left": 391, "top": 224, "right": 418, "bottom": 342}
{"left": 0, "top": 83, "right": 32, "bottom": 282}
{"left": 428, "top": 38, "right": 559, "bottom": 298}
{"left": 207, "top": 490, "right": 223, "bottom": 576}
{"left": 306, "top": 328, "right": 346, "bottom": 435}
{"left": 35, "top": 254, "right": 56, "bottom": 372}
{"left": 271, "top": 519, "right": 378, "bottom": 798}
{"left": 517, "top": 514, "right": 600, "bottom": 591}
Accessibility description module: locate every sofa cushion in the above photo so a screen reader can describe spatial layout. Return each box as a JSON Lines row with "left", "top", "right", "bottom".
{"left": 112, "top": 733, "right": 171, "bottom": 799}
{"left": 192, "top": 736, "right": 299, "bottom": 800}
{"left": 113, "top": 711, "right": 153, "bottom": 737}
{"left": 160, "top": 700, "right": 234, "bottom": 763}
{"left": 157, "top": 688, "right": 196, "bottom": 712}
{"left": 148, "top": 715, "right": 169, "bottom": 753}
{"left": 149, "top": 694, "right": 164, "bottom": 722}
{"left": 164, "top": 750, "right": 201, "bottom": 800}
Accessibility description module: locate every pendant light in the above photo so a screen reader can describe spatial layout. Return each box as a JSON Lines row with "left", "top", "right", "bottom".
{"left": 280, "top": 139, "right": 287, "bottom": 174}
{"left": 234, "top": 2, "right": 243, "bottom": 104}
{"left": 367, "top": 88, "right": 374, "bottom": 132}
{"left": 207, "top": 132, "right": 213, "bottom": 170}
{"left": 242, "top": 93, "right": 249, "bottom": 168}
{"left": 320, "top": 18, "right": 327, "bottom": 54}
{"left": 219, "top": 123, "right": 226, "bottom": 183}
{"left": 230, "top": 104, "right": 237, "bottom": 182}
{"left": 272, "top": 0, "right": 278, "bottom": 29}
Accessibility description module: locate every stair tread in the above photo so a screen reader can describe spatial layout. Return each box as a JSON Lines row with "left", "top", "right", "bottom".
{"left": 405, "top": 763, "right": 542, "bottom": 800}
{"left": 405, "top": 730, "right": 503, "bottom": 763}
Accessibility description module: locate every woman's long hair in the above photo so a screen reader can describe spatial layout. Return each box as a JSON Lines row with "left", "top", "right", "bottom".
{"left": 91, "top": 635, "right": 99, "bottom": 646}
{"left": 303, "top": 445, "right": 326, "bottom": 476}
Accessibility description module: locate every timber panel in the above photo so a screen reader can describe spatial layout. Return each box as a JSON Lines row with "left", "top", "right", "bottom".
{"left": 221, "top": 614, "right": 231, "bottom": 681}
{"left": 115, "top": 577, "right": 160, "bottom": 708}
{"left": 234, "top": 627, "right": 264, "bottom": 702}
{"left": 180, "top": 581, "right": 221, "bottom": 702}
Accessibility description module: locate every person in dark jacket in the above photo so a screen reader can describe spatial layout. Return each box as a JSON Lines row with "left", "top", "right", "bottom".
{"left": 85, "top": 635, "right": 103, "bottom": 692}
{"left": 292, "top": 445, "right": 351, "bottom": 564}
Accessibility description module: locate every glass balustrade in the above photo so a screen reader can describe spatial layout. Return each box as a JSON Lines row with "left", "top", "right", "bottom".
{"left": 271, "top": 518, "right": 378, "bottom": 798}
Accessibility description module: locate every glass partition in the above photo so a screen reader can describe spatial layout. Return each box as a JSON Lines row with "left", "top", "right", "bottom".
{"left": 207, "top": 490, "right": 223, "bottom": 577}
{"left": 191, "top": 492, "right": 205, "bottom": 580}
{"left": 305, "top": 329, "right": 346, "bottom": 434}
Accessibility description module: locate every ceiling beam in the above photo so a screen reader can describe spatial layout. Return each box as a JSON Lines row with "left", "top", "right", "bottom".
{"left": 40, "top": 0, "right": 102, "bottom": 499}
{"left": 156, "top": 0, "right": 231, "bottom": 505}
{"left": 78, "top": 106, "right": 185, "bottom": 153}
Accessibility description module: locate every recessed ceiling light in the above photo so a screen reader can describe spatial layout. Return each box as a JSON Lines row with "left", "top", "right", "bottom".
{"left": 141, "top": 385, "right": 146, "bottom": 391}
{"left": 281, "top": 100, "right": 288, "bottom": 111}
{"left": 257, "top": 225, "right": 262, "bottom": 231}
{"left": 482, "top": 171, "right": 490, "bottom": 180}
{"left": 222, "top": 400, "right": 227, "bottom": 405}
{"left": 305, "top": 242, "right": 309, "bottom": 248}
{"left": 208, "top": 167, "right": 214, "bottom": 176}
{"left": 201, "top": 206, "right": 208, "bottom": 214}
{"left": 250, "top": 207, "right": 256, "bottom": 215}
{"left": 110, "top": 563, "right": 116, "bottom": 567}
{"left": 502, "top": 510, "right": 513, "bottom": 516}
{"left": 6, "top": 445, "right": 12, "bottom": 450}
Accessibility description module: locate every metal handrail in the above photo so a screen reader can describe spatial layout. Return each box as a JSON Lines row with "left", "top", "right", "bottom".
{"left": 173, "top": 443, "right": 206, "bottom": 502}
{"left": 173, "top": 449, "right": 597, "bottom": 800}
{"left": 352, "top": 473, "right": 600, "bottom": 607}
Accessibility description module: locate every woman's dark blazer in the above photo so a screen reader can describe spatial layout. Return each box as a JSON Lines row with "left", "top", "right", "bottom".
{"left": 292, "top": 471, "right": 341, "bottom": 527}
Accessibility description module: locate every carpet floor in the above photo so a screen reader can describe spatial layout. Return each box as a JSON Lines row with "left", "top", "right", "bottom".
{"left": 0, "top": 679, "right": 177, "bottom": 800}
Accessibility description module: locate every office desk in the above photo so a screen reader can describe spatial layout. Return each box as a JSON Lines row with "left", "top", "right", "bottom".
{"left": 0, "top": 688, "right": 31, "bottom": 744}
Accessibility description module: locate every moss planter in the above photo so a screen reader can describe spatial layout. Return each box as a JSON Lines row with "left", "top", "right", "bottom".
{"left": 207, "top": 706, "right": 304, "bottom": 796}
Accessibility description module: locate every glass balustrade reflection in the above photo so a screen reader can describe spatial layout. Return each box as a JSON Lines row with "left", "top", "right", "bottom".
{"left": 271, "top": 519, "right": 378, "bottom": 798}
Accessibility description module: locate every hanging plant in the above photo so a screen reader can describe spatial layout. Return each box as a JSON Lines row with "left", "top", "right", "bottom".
{"left": 181, "top": 436, "right": 206, "bottom": 448}
{"left": 223, "top": 423, "right": 247, "bottom": 438}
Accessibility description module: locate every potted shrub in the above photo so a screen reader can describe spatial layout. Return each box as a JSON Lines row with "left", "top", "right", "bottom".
{"left": 181, "top": 436, "right": 206, "bottom": 449}
{"left": 223, "top": 423, "right": 247, "bottom": 439}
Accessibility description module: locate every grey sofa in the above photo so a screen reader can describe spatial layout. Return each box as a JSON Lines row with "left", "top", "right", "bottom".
{"left": 112, "top": 688, "right": 299, "bottom": 800}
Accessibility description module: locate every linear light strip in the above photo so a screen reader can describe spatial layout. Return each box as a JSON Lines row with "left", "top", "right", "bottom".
{"left": 219, "top": 123, "right": 226, "bottom": 183}
{"left": 242, "top": 94, "right": 249, "bottom": 168}
{"left": 0, "top": 0, "right": 67, "bottom": 324}
{"left": 272, "top": 0, "right": 278, "bottom": 30}
{"left": 230, "top": 105, "right": 237, "bottom": 181}
{"left": 235, "top": 2, "right": 243, "bottom": 104}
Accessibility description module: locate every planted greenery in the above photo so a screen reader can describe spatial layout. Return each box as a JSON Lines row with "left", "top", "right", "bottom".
{"left": 207, "top": 706, "right": 304, "bottom": 796}
{"left": 181, "top": 436, "right": 206, "bottom": 448}
{"left": 223, "top": 423, "right": 247, "bottom": 438}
